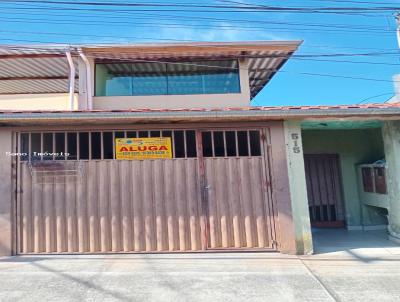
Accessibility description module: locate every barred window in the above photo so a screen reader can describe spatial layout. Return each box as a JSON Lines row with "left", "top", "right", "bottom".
{"left": 19, "top": 129, "right": 197, "bottom": 161}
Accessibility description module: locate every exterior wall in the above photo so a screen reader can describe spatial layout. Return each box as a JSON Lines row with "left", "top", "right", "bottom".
{"left": 90, "top": 59, "right": 251, "bottom": 110}
{"left": 0, "top": 93, "right": 78, "bottom": 111}
{"left": 302, "top": 129, "right": 386, "bottom": 229}
{"left": 382, "top": 121, "right": 400, "bottom": 242}
{"left": 282, "top": 121, "right": 313, "bottom": 254}
{"left": 0, "top": 130, "right": 13, "bottom": 256}
{"left": 93, "top": 94, "right": 248, "bottom": 110}
{"left": 0, "top": 121, "right": 301, "bottom": 255}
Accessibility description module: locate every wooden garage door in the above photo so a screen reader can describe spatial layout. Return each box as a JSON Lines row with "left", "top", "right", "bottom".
{"left": 18, "top": 160, "right": 203, "bottom": 253}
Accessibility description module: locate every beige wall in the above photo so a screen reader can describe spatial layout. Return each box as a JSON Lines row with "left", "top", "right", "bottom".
{"left": 0, "top": 93, "right": 78, "bottom": 111}
{"left": 93, "top": 93, "right": 247, "bottom": 110}
{"left": 283, "top": 121, "right": 313, "bottom": 255}
{"left": 90, "top": 58, "right": 251, "bottom": 110}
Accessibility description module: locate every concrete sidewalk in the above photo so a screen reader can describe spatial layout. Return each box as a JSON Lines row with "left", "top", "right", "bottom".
{"left": 0, "top": 230, "right": 399, "bottom": 302}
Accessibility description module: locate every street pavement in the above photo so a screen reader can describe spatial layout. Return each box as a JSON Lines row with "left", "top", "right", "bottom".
{"left": 0, "top": 229, "right": 399, "bottom": 302}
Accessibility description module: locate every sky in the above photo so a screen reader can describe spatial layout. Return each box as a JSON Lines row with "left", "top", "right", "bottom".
{"left": 0, "top": 0, "right": 399, "bottom": 106}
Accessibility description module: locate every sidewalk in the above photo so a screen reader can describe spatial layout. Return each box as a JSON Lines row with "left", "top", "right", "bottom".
{"left": 0, "top": 229, "right": 399, "bottom": 302}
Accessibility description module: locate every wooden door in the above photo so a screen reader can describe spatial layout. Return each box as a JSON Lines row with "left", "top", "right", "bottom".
{"left": 304, "top": 154, "right": 345, "bottom": 228}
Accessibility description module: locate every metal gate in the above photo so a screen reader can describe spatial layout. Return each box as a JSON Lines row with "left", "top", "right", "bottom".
{"left": 304, "top": 154, "right": 345, "bottom": 228}
{"left": 18, "top": 159, "right": 203, "bottom": 253}
{"left": 16, "top": 128, "right": 276, "bottom": 254}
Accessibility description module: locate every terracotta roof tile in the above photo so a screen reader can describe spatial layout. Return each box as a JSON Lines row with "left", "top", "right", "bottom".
{"left": 0, "top": 102, "right": 399, "bottom": 115}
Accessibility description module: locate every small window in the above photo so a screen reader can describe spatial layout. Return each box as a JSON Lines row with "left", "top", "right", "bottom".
{"left": 213, "top": 132, "right": 225, "bottom": 157}
{"left": 225, "top": 131, "right": 237, "bottom": 157}
{"left": 185, "top": 130, "right": 197, "bottom": 158}
{"left": 202, "top": 132, "right": 213, "bottom": 157}
{"left": 91, "top": 132, "right": 101, "bottom": 159}
{"left": 249, "top": 131, "right": 261, "bottom": 156}
{"left": 31, "top": 133, "right": 41, "bottom": 160}
{"left": 237, "top": 131, "right": 249, "bottom": 156}
{"left": 103, "top": 132, "right": 113, "bottom": 159}
{"left": 79, "top": 132, "right": 89, "bottom": 160}
{"left": 202, "top": 130, "right": 262, "bottom": 158}
{"left": 150, "top": 131, "right": 161, "bottom": 138}
{"left": 362, "top": 167, "right": 374, "bottom": 193}
{"left": 55, "top": 133, "right": 65, "bottom": 160}
{"left": 374, "top": 167, "right": 387, "bottom": 195}
{"left": 67, "top": 133, "right": 77, "bottom": 160}
{"left": 20, "top": 133, "right": 29, "bottom": 161}
{"left": 138, "top": 131, "right": 149, "bottom": 138}
{"left": 43, "top": 133, "right": 53, "bottom": 160}
{"left": 174, "top": 131, "right": 185, "bottom": 158}
{"left": 126, "top": 131, "right": 137, "bottom": 138}
{"left": 115, "top": 131, "right": 125, "bottom": 139}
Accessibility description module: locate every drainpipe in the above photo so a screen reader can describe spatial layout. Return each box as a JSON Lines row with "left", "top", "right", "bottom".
{"left": 78, "top": 50, "right": 93, "bottom": 110}
{"left": 65, "top": 49, "right": 75, "bottom": 111}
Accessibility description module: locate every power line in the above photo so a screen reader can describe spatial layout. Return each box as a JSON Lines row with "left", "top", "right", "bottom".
{"left": 357, "top": 92, "right": 394, "bottom": 104}
{"left": 0, "top": 7, "right": 393, "bottom": 31}
{"left": 0, "top": 18, "right": 395, "bottom": 35}
{"left": 0, "top": 1, "right": 398, "bottom": 15}
{"left": 3, "top": 0, "right": 400, "bottom": 12}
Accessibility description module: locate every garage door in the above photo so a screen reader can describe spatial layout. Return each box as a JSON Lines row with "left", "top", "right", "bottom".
{"left": 200, "top": 130, "right": 275, "bottom": 249}
{"left": 16, "top": 128, "right": 275, "bottom": 254}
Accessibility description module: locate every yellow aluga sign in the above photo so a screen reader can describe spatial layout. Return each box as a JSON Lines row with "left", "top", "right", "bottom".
{"left": 115, "top": 137, "right": 172, "bottom": 160}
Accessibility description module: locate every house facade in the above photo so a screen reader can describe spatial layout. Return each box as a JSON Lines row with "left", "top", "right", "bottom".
{"left": 0, "top": 41, "right": 399, "bottom": 256}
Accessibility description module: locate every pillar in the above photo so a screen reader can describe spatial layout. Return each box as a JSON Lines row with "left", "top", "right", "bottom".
{"left": 382, "top": 121, "right": 400, "bottom": 242}
{"left": 283, "top": 120, "right": 313, "bottom": 254}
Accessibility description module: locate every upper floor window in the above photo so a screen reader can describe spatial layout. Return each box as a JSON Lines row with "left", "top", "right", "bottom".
{"left": 95, "top": 60, "right": 240, "bottom": 96}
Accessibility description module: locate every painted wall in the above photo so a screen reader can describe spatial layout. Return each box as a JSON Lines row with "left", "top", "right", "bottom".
{"left": 0, "top": 93, "right": 79, "bottom": 111}
{"left": 283, "top": 121, "right": 313, "bottom": 254}
{"left": 382, "top": 121, "right": 400, "bottom": 242}
{"left": 302, "top": 129, "right": 386, "bottom": 228}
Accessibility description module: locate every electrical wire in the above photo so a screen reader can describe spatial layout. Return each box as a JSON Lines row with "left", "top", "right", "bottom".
{"left": 357, "top": 92, "right": 394, "bottom": 103}
{"left": 0, "top": 18, "right": 395, "bottom": 36}
{"left": 0, "top": 8, "right": 393, "bottom": 32}
{"left": 3, "top": 0, "right": 400, "bottom": 12}
{"left": 0, "top": 1, "right": 398, "bottom": 15}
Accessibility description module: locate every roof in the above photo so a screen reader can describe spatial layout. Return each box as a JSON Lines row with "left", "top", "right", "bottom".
{"left": 0, "top": 41, "right": 301, "bottom": 97}
{"left": 1, "top": 102, "right": 399, "bottom": 126}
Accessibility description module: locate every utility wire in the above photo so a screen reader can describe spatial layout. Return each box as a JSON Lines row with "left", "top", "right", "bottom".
{"left": 0, "top": 1, "right": 397, "bottom": 15}
{"left": 0, "top": 18, "right": 395, "bottom": 35}
{"left": 0, "top": 8, "right": 393, "bottom": 31}
{"left": 357, "top": 92, "right": 394, "bottom": 103}
{"left": 3, "top": 0, "right": 400, "bottom": 12}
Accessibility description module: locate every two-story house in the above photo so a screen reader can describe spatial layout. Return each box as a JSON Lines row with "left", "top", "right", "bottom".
{"left": 0, "top": 41, "right": 400, "bottom": 257}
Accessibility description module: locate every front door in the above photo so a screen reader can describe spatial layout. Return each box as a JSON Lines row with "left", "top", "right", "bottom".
{"left": 304, "top": 154, "right": 345, "bottom": 228}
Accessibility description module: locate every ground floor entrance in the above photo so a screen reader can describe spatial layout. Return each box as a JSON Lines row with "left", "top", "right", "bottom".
{"left": 304, "top": 154, "right": 345, "bottom": 228}
{"left": 16, "top": 127, "right": 276, "bottom": 254}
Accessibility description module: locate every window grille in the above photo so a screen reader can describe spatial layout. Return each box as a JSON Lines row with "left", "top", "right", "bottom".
{"left": 19, "top": 129, "right": 197, "bottom": 161}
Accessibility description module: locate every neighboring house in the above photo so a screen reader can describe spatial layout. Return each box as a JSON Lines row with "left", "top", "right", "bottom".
{"left": 0, "top": 41, "right": 399, "bottom": 257}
